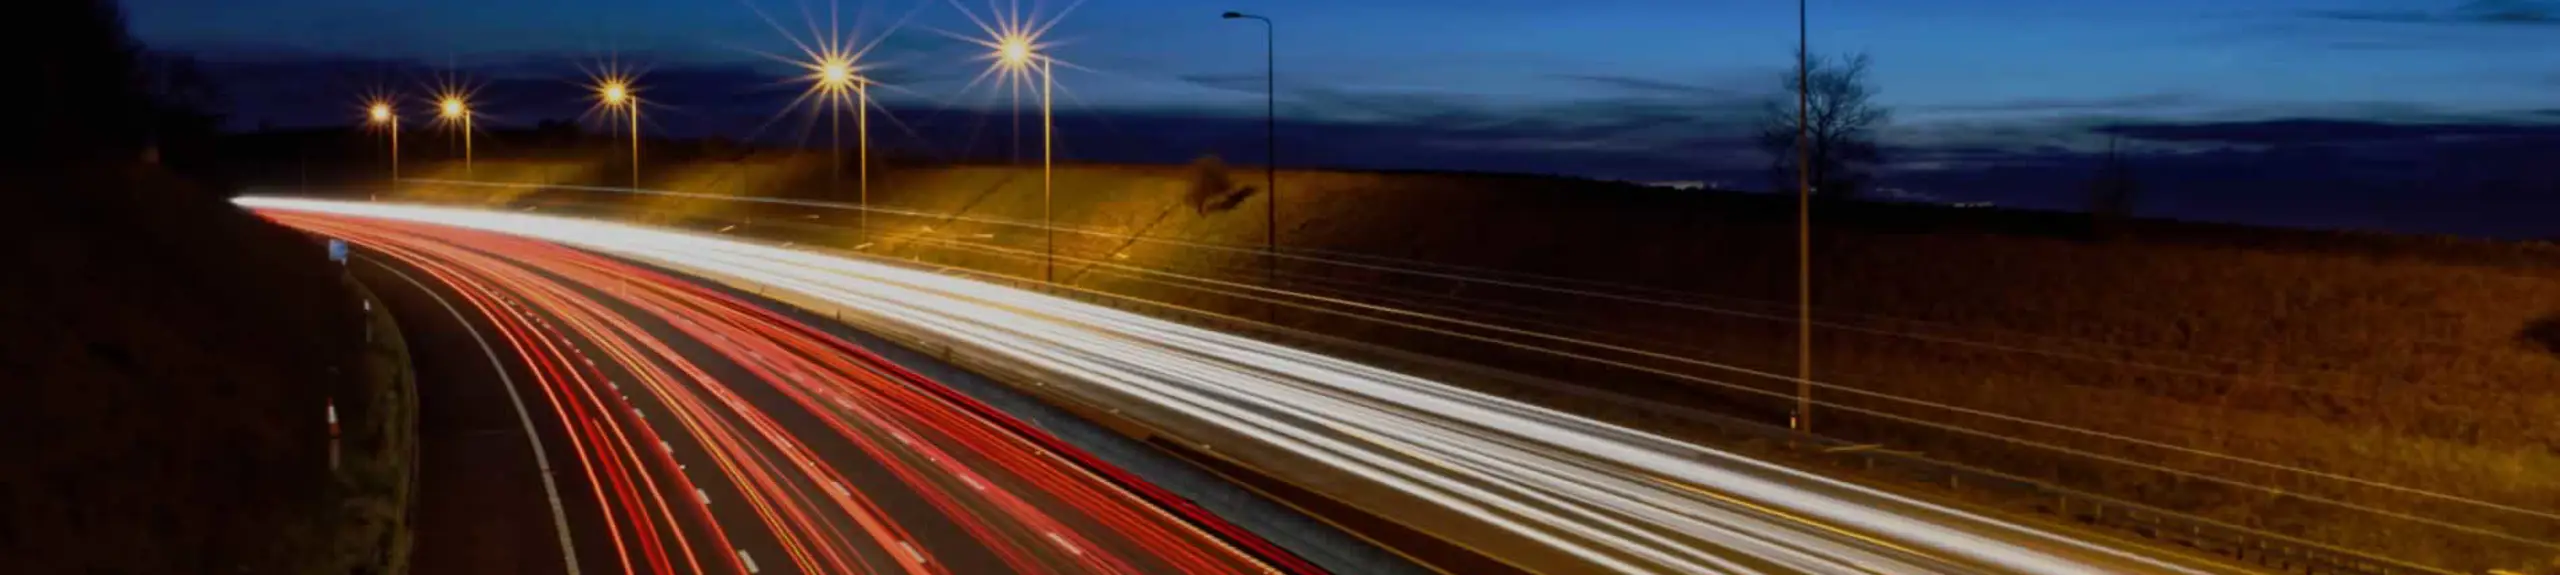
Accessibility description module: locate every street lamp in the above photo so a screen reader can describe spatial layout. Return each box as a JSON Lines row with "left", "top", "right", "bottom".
{"left": 993, "top": 33, "right": 1056, "bottom": 283}
{"left": 1221, "top": 11, "right": 1278, "bottom": 290}
{"left": 597, "top": 78, "right": 640, "bottom": 187}
{"left": 437, "top": 94, "right": 472, "bottom": 176}
{"left": 367, "top": 101, "right": 398, "bottom": 190}
{"left": 812, "top": 56, "right": 870, "bottom": 241}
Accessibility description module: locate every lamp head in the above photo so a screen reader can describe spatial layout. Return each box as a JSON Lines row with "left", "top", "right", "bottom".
{"left": 1222, "top": 11, "right": 1243, "bottom": 18}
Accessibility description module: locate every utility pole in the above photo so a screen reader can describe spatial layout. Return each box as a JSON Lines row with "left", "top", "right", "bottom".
{"left": 1794, "top": 0, "right": 1816, "bottom": 434}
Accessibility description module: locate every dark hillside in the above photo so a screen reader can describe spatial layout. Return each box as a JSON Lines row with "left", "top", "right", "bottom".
{"left": 3, "top": 0, "right": 374, "bottom": 570}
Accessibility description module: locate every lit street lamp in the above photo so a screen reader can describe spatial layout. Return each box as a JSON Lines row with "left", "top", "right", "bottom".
{"left": 813, "top": 56, "right": 871, "bottom": 241}
{"left": 438, "top": 95, "right": 472, "bottom": 176}
{"left": 598, "top": 78, "right": 640, "bottom": 187}
{"left": 1221, "top": 11, "right": 1278, "bottom": 290}
{"left": 994, "top": 33, "right": 1055, "bottom": 283}
{"left": 367, "top": 101, "right": 398, "bottom": 191}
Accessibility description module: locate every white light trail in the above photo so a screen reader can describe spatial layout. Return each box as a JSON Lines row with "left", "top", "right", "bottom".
{"left": 241, "top": 197, "right": 2227, "bottom": 575}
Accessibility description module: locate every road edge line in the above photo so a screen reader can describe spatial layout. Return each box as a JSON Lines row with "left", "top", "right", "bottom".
{"left": 364, "top": 255, "right": 585, "bottom": 575}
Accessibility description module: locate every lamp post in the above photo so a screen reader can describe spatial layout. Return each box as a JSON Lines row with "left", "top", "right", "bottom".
{"left": 599, "top": 79, "right": 639, "bottom": 187}
{"left": 368, "top": 102, "right": 398, "bottom": 192}
{"left": 816, "top": 58, "right": 869, "bottom": 240}
{"left": 1222, "top": 11, "right": 1278, "bottom": 290}
{"left": 997, "top": 35, "right": 1055, "bottom": 283}
{"left": 1794, "top": 0, "right": 1815, "bottom": 433}
{"left": 438, "top": 95, "right": 472, "bottom": 176}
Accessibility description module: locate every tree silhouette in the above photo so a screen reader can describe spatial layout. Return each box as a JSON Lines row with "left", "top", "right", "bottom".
{"left": 31, "top": 0, "right": 151, "bottom": 163}
{"left": 1756, "top": 51, "right": 1891, "bottom": 198}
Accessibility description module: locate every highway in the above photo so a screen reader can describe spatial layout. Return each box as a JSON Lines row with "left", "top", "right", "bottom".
{"left": 249, "top": 197, "right": 2245, "bottom": 575}
{"left": 269, "top": 209, "right": 1316, "bottom": 575}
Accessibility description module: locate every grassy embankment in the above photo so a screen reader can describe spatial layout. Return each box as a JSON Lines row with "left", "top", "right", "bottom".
{"left": 385, "top": 151, "right": 2560, "bottom": 572}
{"left": 0, "top": 164, "right": 409, "bottom": 573}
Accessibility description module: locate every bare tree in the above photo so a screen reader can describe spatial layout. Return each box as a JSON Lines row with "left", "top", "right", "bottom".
{"left": 1184, "top": 153, "right": 1244, "bottom": 214}
{"left": 1756, "top": 51, "right": 1890, "bottom": 198}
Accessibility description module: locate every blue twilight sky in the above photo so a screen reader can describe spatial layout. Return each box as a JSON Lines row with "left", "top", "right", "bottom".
{"left": 123, "top": 0, "right": 2560, "bottom": 120}
{"left": 117, "top": 0, "right": 2560, "bottom": 236}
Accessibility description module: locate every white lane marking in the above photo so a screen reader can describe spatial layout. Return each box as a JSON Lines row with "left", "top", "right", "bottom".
{"left": 959, "top": 475, "right": 985, "bottom": 491}
{"left": 899, "top": 541, "right": 927, "bottom": 565}
{"left": 367, "top": 257, "right": 583, "bottom": 575}
{"left": 737, "top": 549, "right": 760, "bottom": 573}
{"left": 828, "top": 481, "right": 849, "bottom": 498}
{"left": 660, "top": 441, "right": 673, "bottom": 454}
{"left": 695, "top": 488, "right": 711, "bottom": 505}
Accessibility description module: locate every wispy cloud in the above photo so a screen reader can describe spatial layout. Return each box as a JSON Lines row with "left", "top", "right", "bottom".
{"left": 2097, "top": 118, "right": 2560, "bottom": 145}
{"left": 2307, "top": 0, "right": 2560, "bottom": 26}
{"left": 1913, "top": 93, "right": 2203, "bottom": 114}
{"left": 1547, "top": 74, "right": 1729, "bottom": 97}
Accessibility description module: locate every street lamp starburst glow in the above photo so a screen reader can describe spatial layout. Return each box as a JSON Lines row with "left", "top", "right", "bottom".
{"left": 998, "top": 35, "right": 1034, "bottom": 67}
{"left": 944, "top": 0, "right": 1083, "bottom": 282}
{"left": 363, "top": 97, "right": 400, "bottom": 191}
{"left": 429, "top": 90, "right": 473, "bottom": 175}
{"left": 585, "top": 63, "right": 646, "bottom": 187}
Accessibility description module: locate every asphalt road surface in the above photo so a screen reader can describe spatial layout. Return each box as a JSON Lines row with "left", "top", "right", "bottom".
{"left": 253, "top": 197, "right": 2271, "bottom": 575}
{"left": 300, "top": 211, "right": 1318, "bottom": 575}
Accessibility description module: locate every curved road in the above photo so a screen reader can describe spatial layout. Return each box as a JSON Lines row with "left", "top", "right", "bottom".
{"left": 255, "top": 198, "right": 2251, "bottom": 575}
{"left": 279, "top": 211, "right": 1315, "bottom": 575}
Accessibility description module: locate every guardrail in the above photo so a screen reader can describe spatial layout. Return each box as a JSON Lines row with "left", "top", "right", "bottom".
{"left": 331, "top": 188, "right": 2473, "bottom": 575}
{"left": 871, "top": 261, "right": 2456, "bottom": 575}
{"left": 683, "top": 233, "right": 2446, "bottom": 575}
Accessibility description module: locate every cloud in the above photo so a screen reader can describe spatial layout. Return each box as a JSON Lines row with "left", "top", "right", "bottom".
{"left": 2307, "top": 0, "right": 2560, "bottom": 26}
{"left": 1547, "top": 74, "right": 1730, "bottom": 97}
{"left": 1172, "top": 74, "right": 1266, "bottom": 95}
{"left": 1913, "top": 93, "right": 2203, "bottom": 114}
{"left": 2097, "top": 118, "right": 2560, "bottom": 145}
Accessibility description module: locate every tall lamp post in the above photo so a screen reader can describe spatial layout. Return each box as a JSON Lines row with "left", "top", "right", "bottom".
{"left": 438, "top": 95, "right": 472, "bottom": 176}
{"left": 1221, "top": 11, "right": 1278, "bottom": 290}
{"left": 599, "top": 79, "right": 640, "bottom": 187}
{"left": 368, "top": 101, "right": 398, "bottom": 192}
{"left": 815, "top": 58, "right": 870, "bottom": 241}
{"left": 1793, "top": 0, "right": 1815, "bottom": 433}
{"left": 996, "top": 35, "right": 1055, "bottom": 283}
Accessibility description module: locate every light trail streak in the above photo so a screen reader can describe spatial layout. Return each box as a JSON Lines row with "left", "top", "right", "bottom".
{"left": 265, "top": 208, "right": 1307, "bottom": 575}
{"left": 248, "top": 197, "right": 2236, "bottom": 574}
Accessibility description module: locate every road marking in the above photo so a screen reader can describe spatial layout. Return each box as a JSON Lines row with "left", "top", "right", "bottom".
{"left": 367, "top": 257, "right": 583, "bottom": 575}
{"left": 737, "top": 549, "right": 760, "bottom": 573}
{"left": 660, "top": 441, "right": 673, "bottom": 453}
{"left": 695, "top": 488, "right": 710, "bottom": 505}
{"left": 960, "top": 475, "right": 985, "bottom": 491}
{"left": 899, "top": 541, "right": 927, "bottom": 564}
